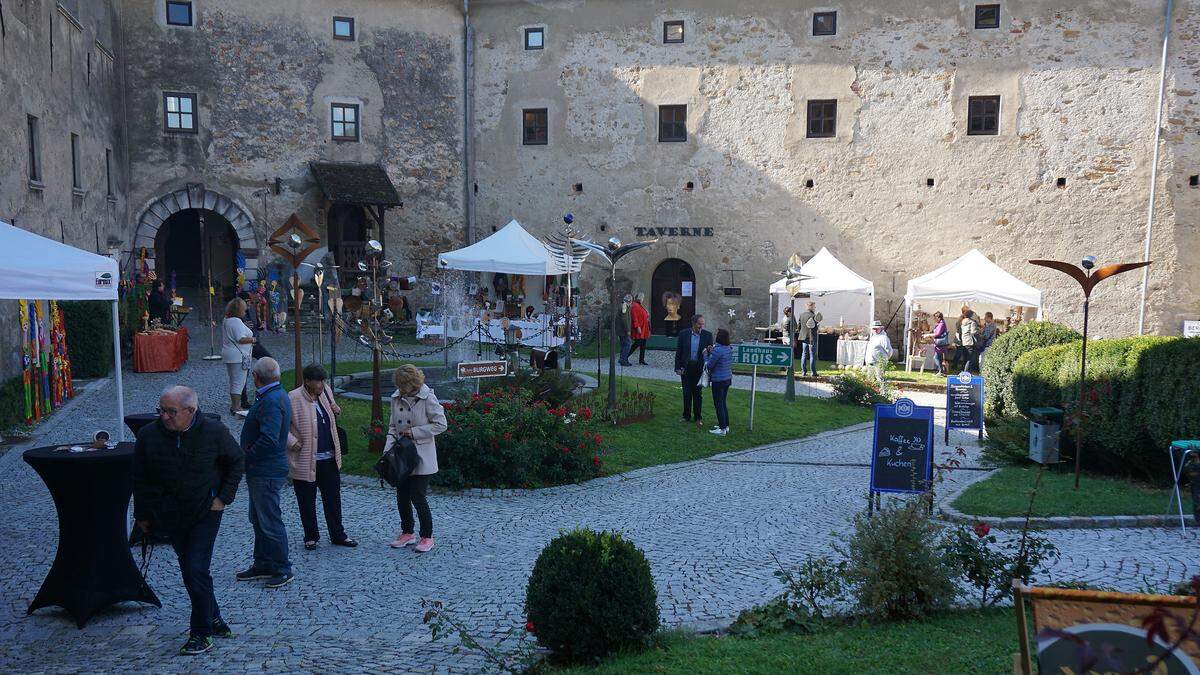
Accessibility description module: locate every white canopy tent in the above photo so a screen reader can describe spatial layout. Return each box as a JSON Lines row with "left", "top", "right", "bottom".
{"left": 438, "top": 220, "right": 568, "bottom": 276}
{"left": 0, "top": 221, "right": 125, "bottom": 439}
{"left": 769, "top": 247, "right": 875, "bottom": 331}
{"left": 903, "top": 249, "right": 1043, "bottom": 356}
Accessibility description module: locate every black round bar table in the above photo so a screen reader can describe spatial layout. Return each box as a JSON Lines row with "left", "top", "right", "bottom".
{"left": 23, "top": 443, "right": 161, "bottom": 628}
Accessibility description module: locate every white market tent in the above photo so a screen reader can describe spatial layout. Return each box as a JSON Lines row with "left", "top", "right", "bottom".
{"left": 0, "top": 221, "right": 125, "bottom": 439}
{"left": 903, "top": 248, "right": 1043, "bottom": 355}
{"left": 437, "top": 220, "right": 568, "bottom": 275}
{"left": 769, "top": 247, "right": 875, "bottom": 331}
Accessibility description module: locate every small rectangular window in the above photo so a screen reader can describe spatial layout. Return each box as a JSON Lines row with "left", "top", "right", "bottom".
{"left": 27, "top": 116, "right": 42, "bottom": 183}
{"left": 333, "top": 16, "right": 355, "bottom": 40}
{"left": 974, "top": 4, "right": 1000, "bottom": 29}
{"left": 70, "top": 133, "right": 81, "bottom": 190}
{"left": 522, "top": 108, "right": 548, "bottom": 145}
{"left": 663, "top": 21, "right": 685, "bottom": 44}
{"left": 164, "top": 93, "right": 198, "bottom": 132}
{"left": 658, "top": 105, "right": 687, "bottom": 143}
{"left": 525, "top": 27, "right": 544, "bottom": 50}
{"left": 967, "top": 95, "right": 1001, "bottom": 136}
{"left": 331, "top": 102, "right": 360, "bottom": 141}
{"left": 166, "top": 0, "right": 193, "bottom": 27}
{"left": 806, "top": 99, "right": 837, "bottom": 138}
{"left": 813, "top": 11, "right": 837, "bottom": 36}
{"left": 105, "top": 148, "right": 113, "bottom": 196}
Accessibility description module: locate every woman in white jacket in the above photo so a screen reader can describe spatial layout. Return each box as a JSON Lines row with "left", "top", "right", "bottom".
{"left": 384, "top": 364, "right": 447, "bottom": 553}
{"left": 219, "top": 298, "right": 256, "bottom": 415}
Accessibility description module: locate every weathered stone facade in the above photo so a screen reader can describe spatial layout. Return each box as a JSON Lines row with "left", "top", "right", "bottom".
{"left": 4, "top": 0, "right": 1200, "bottom": 385}
{"left": 470, "top": 0, "right": 1200, "bottom": 338}
{"left": 0, "top": 0, "right": 128, "bottom": 380}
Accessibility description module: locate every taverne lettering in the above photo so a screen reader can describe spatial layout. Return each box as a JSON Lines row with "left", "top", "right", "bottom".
{"left": 635, "top": 227, "right": 714, "bottom": 238}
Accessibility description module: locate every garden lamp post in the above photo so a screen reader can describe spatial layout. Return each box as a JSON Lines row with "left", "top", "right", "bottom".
{"left": 1028, "top": 256, "right": 1151, "bottom": 490}
{"left": 572, "top": 235, "right": 656, "bottom": 413}
{"left": 779, "top": 253, "right": 813, "bottom": 403}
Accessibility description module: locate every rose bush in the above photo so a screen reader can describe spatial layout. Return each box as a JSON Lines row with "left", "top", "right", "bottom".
{"left": 434, "top": 388, "right": 605, "bottom": 489}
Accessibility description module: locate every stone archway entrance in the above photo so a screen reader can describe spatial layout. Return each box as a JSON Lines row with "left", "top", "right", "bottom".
{"left": 132, "top": 185, "right": 258, "bottom": 293}
{"left": 155, "top": 210, "right": 239, "bottom": 291}
{"left": 650, "top": 258, "right": 696, "bottom": 336}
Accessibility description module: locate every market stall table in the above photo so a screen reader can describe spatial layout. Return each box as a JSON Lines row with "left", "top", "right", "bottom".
{"left": 169, "top": 306, "right": 191, "bottom": 328}
{"left": 837, "top": 338, "right": 868, "bottom": 366}
{"left": 23, "top": 443, "right": 160, "bottom": 628}
{"left": 133, "top": 327, "right": 189, "bottom": 373}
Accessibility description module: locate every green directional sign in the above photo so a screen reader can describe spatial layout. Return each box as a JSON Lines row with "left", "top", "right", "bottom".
{"left": 734, "top": 343, "right": 792, "bottom": 368}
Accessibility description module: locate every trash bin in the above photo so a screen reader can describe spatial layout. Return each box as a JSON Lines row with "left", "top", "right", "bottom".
{"left": 1029, "top": 407, "right": 1063, "bottom": 464}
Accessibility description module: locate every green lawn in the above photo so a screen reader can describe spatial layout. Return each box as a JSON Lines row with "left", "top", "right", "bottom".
{"left": 952, "top": 465, "right": 1190, "bottom": 518}
{"left": 562, "top": 609, "right": 1017, "bottom": 674}
{"left": 731, "top": 360, "right": 947, "bottom": 387}
{"left": 322, "top": 373, "right": 871, "bottom": 480}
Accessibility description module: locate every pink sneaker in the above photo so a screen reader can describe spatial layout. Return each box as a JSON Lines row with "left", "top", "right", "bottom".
{"left": 390, "top": 533, "right": 416, "bottom": 548}
{"left": 415, "top": 537, "right": 435, "bottom": 553}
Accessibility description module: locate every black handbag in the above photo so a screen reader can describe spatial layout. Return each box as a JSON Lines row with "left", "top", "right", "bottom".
{"left": 322, "top": 388, "right": 349, "bottom": 455}
{"left": 374, "top": 436, "right": 419, "bottom": 487}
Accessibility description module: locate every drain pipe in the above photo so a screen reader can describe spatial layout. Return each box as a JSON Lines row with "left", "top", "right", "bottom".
{"left": 1137, "top": 0, "right": 1174, "bottom": 335}
{"left": 462, "top": 0, "right": 476, "bottom": 248}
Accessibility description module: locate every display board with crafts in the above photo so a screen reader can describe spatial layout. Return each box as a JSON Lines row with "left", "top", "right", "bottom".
{"left": 16, "top": 300, "right": 76, "bottom": 426}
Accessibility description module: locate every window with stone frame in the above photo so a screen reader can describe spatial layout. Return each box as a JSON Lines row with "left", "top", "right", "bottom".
{"left": 813, "top": 11, "right": 837, "bottom": 36}
{"left": 967, "top": 95, "right": 1000, "bottom": 135}
{"left": 27, "top": 115, "right": 42, "bottom": 184}
{"left": 331, "top": 102, "right": 360, "bottom": 141}
{"left": 163, "top": 92, "right": 197, "bottom": 133}
{"left": 974, "top": 4, "right": 1000, "bottom": 29}
{"left": 166, "top": 0, "right": 192, "bottom": 27}
{"left": 663, "top": 20, "right": 685, "bottom": 44}
{"left": 525, "top": 27, "right": 544, "bottom": 50}
{"left": 70, "top": 133, "right": 81, "bottom": 190}
{"left": 333, "top": 16, "right": 355, "bottom": 40}
{"left": 658, "top": 105, "right": 687, "bottom": 142}
{"left": 806, "top": 99, "right": 837, "bottom": 138}
{"left": 522, "top": 108, "right": 548, "bottom": 145}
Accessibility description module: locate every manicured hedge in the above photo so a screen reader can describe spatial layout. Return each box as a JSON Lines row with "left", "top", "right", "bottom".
{"left": 981, "top": 321, "right": 1080, "bottom": 421}
{"left": 0, "top": 375, "right": 25, "bottom": 431}
{"left": 60, "top": 301, "right": 113, "bottom": 378}
{"left": 1011, "top": 336, "right": 1200, "bottom": 480}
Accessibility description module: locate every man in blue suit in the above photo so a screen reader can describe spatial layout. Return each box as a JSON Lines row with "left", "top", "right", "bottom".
{"left": 236, "top": 357, "right": 294, "bottom": 588}
{"left": 674, "top": 314, "right": 713, "bottom": 425}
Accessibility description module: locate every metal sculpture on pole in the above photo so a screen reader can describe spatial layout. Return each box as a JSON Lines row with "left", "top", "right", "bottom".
{"left": 779, "top": 253, "right": 814, "bottom": 403}
{"left": 571, "top": 235, "right": 656, "bottom": 413}
{"left": 200, "top": 211, "right": 222, "bottom": 361}
{"left": 267, "top": 213, "right": 321, "bottom": 389}
{"left": 356, "top": 240, "right": 393, "bottom": 453}
{"left": 543, "top": 213, "right": 590, "bottom": 371}
{"left": 1029, "top": 255, "right": 1151, "bottom": 490}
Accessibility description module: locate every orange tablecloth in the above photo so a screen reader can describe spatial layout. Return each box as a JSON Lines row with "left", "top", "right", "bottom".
{"left": 133, "top": 327, "right": 189, "bottom": 373}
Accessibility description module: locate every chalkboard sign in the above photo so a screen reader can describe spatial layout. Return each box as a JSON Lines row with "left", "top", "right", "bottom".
{"left": 870, "top": 398, "right": 935, "bottom": 495}
{"left": 945, "top": 372, "right": 984, "bottom": 442}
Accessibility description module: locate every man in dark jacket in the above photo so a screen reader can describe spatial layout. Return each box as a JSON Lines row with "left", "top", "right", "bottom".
{"left": 134, "top": 385, "right": 243, "bottom": 656}
{"left": 797, "top": 301, "right": 823, "bottom": 377}
{"left": 237, "top": 357, "right": 294, "bottom": 588}
{"left": 674, "top": 314, "right": 713, "bottom": 425}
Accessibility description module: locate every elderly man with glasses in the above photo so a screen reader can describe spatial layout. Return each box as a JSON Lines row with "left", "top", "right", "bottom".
{"left": 133, "top": 386, "right": 244, "bottom": 656}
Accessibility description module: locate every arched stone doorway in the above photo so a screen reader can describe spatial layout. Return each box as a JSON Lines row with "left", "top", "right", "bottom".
{"left": 132, "top": 185, "right": 258, "bottom": 293}
{"left": 155, "top": 210, "right": 239, "bottom": 291}
{"left": 650, "top": 258, "right": 696, "bottom": 336}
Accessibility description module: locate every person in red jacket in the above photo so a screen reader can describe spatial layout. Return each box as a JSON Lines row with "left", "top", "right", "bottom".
{"left": 630, "top": 293, "right": 651, "bottom": 365}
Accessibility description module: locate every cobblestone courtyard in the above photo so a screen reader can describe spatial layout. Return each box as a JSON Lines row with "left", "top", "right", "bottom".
{"left": 0, "top": 335, "right": 1196, "bottom": 672}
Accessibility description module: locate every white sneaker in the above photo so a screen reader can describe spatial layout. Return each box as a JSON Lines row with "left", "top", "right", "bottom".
{"left": 709, "top": 427, "right": 727, "bottom": 436}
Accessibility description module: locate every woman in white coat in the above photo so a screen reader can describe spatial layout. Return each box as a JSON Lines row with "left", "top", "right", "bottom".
{"left": 220, "top": 298, "right": 256, "bottom": 415}
{"left": 385, "top": 364, "right": 447, "bottom": 553}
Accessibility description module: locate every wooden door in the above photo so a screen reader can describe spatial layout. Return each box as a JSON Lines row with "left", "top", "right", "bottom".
{"left": 650, "top": 258, "right": 696, "bottom": 336}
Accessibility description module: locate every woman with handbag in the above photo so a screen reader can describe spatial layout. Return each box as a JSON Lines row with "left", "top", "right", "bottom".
{"left": 286, "top": 364, "right": 356, "bottom": 550}
{"left": 923, "top": 311, "right": 949, "bottom": 377}
{"left": 220, "top": 298, "right": 257, "bottom": 415}
{"left": 385, "top": 364, "right": 447, "bottom": 553}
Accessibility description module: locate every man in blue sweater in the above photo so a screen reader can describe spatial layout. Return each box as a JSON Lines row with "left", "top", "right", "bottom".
{"left": 236, "top": 357, "right": 294, "bottom": 588}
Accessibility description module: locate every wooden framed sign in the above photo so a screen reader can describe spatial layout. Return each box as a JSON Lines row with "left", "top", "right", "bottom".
{"left": 870, "top": 397, "right": 935, "bottom": 495}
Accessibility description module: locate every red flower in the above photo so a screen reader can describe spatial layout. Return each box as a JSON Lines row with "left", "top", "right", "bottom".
{"left": 580, "top": 407, "right": 592, "bottom": 421}
{"left": 561, "top": 446, "right": 569, "bottom": 455}
{"left": 490, "top": 440, "right": 499, "bottom": 450}
{"left": 973, "top": 522, "right": 990, "bottom": 538}
{"left": 592, "top": 455, "right": 600, "bottom": 467}
{"left": 471, "top": 393, "right": 481, "bottom": 402}
{"left": 525, "top": 620, "right": 535, "bottom": 633}
{"left": 483, "top": 403, "right": 494, "bottom": 412}
{"left": 503, "top": 432, "right": 512, "bottom": 441}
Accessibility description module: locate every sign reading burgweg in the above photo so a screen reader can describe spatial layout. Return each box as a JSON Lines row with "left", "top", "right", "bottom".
{"left": 456, "top": 360, "right": 508, "bottom": 379}
{"left": 734, "top": 343, "right": 792, "bottom": 368}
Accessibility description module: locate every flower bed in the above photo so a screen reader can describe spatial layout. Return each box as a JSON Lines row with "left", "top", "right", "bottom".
{"left": 435, "top": 389, "right": 605, "bottom": 489}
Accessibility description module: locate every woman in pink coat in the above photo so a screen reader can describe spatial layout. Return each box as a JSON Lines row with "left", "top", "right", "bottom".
{"left": 286, "top": 364, "right": 356, "bottom": 550}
